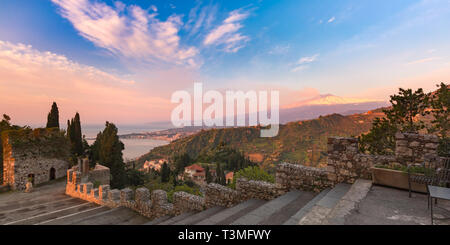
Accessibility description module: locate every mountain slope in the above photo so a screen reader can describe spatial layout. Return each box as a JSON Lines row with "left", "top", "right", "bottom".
{"left": 134, "top": 109, "right": 385, "bottom": 170}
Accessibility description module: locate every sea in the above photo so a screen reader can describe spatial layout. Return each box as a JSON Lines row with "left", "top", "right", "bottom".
{"left": 82, "top": 124, "right": 171, "bottom": 162}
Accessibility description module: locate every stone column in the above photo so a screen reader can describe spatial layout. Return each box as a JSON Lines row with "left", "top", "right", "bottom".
{"left": 82, "top": 158, "right": 89, "bottom": 176}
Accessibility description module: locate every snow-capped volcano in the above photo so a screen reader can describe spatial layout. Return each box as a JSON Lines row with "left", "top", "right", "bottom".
{"left": 284, "top": 94, "right": 384, "bottom": 109}
{"left": 279, "top": 94, "right": 388, "bottom": 123}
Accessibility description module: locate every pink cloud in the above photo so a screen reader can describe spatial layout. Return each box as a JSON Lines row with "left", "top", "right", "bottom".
{"left": 0, "top": 40, "right": 174, "bottom": 125}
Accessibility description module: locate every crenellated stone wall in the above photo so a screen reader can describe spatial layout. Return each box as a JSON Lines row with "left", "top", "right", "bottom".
{"left": 65, "top": 132, "right": 443, "bottom": 221}
{"left": 172, "top": 191, "right": 205, "bottom": 215}
{"left": 204, "top": 183, "right": 239, "bottom": 208}
{"left": 66, "top": 160, "right": 340, "bottom": 220}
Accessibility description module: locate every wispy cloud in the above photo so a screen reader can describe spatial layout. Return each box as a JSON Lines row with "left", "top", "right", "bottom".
{"left": 186, "top": 3, "right": 218, "bottom": 37}
{"left": 203, "top": 9, "right": 250, "bottom": 53}
{"left": 51, "top": 0, "right": 199, "bottom": 67}
{"left": 291, "top": 54, "right": 319, "bottom": 72}
{"left": 406, "top": 57, "right": 440, "bottom": 65}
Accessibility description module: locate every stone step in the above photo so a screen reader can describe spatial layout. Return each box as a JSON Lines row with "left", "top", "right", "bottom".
{"left": 231, "top": 191, "right": 304, "bottom": 225}
{"left": 0, "top": 193, "right": 72, "bottom": 213}
{"left": 172, "top": 206, "right": 226, "bottom": 225}
{"left": 37, "top": 206, "right": 111, "bottom": 225}
{"left": 158, "top": 212, "right": 197, "bottom": 225}
{"left": 4, "top": 201, "right": 98, "bottom": 225}
{"left": 72, "top": 207, "right": 150, "bottom": 225}
{"left": 116, "top": 211, "right": 152, "bottom": 225}
{"left": 54, "top": 206, "right": 121, "bottom": 225}
{"left": 323, "top": 179, "right": 372, "bottom": 225}
{"left": 298, "top": 183, "right": 352, "bottom": 225}
{"left": 144, "top": 215, "right": 172, "bottom": 225}
{"left": 283, "top": 189, "right": 331, "bottom": 225}
{"left": 196, "top": 199, "right": 267, "bottom": 225}
{"left": 0, "top": 198, "right": 87, "bottom": 225}
{"left": 0, "top": 185, "right": 10, "bottom": 193}
{"left": 259, "top": 191, "right": 316, "bottom": 225}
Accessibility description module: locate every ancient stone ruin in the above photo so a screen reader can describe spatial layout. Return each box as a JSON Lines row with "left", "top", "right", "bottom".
{"left": 2, "top": 128, "right": 70, "bottom": 190}
{"left": 62, "top": 132, "right": 445, "bottom": 220}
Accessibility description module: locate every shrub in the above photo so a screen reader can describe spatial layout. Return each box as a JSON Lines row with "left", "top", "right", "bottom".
{"left": 229, "top": 166, "right": 274, "bottom": 189}
{"left": 167, "top": 184, "right": 202, "bottom": 203}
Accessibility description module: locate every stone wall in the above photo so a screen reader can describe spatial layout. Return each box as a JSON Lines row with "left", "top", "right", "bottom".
{"left": 65, "top": 132, "right": 443, "bottom": 221}
{"left": 3, "top": 137, "right": 69, "bottom": 190}
{"left": 326, "top": 132, "right": 441, "bottom": 184}
{"left": 2, "top": 129, "right": 70, "bottom": 190}
{"left": 88, "top": 164, "right": 110, "bottom": 186}
{"left": 236, "top": 178, "right": 284, "bottom": 200}
{"left": 276, "top": 163, "right": 334, "bottom": 192}
{"left": 66, "top": 161, "right": 339, "bottom": 220}
{"left": 204, "top": 183, "right": 239, "bottom": 208}
{"left": 395, "top": 132, "right": 440, "bottom": 164}
{"left": 172, "top": 191, "right": 205, "bottom": 215}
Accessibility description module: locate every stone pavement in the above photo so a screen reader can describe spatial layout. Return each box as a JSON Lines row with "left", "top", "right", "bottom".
{"left": 344, "top": 185, "right": 450, "bottom": 225}
{"left": 0, "top": 179, "right": 149, "bottom": 225}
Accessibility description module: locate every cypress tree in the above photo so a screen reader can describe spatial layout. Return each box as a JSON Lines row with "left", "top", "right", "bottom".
{"left": 72, "top": 113, "right": 83, "bottom": 156}
{"left": 67, "top": 113, "right": 83, "bottom": 157}
{"left": 161, "top": 163, "right": 170, "bottom": 183}
{"left": 216, "top": 163, "right": 226, "bottom": 185}
{"left": 205, "top": 165, "right": 212, "bottom": 183}
{"left": 46, "top": 102, "right": 60, "bottom": 129}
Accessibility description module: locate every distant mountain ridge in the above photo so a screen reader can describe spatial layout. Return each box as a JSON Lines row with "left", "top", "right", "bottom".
{"left": 279, "top": 94, "right": 388, "bottom": 123}
{"left": 284, "top": 94, "right": 385, "bottom": 108}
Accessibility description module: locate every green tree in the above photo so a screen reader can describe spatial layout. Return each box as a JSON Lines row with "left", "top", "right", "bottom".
{"left": 161, "top": 162, "right": 171, "bottom": 183}
{"left": 46, "top": 102, "right": 60, "bottom": 129}
{"left": 360, "top": 87, "right": 429, "bottom": 154}
{"left": 125, "top": 169, "right": 147, "bottom": 187}
{"left": 385, "top": 88, "right": 428, "bottom": 133}
{"left": 173, "top": 153, "right": 192, "bottom": 174}
{"left": 205, "top": 165, "right": 213, "bottom": 183}
{"left": 428, "top": 83, "right": 449, "bottom": 137}
{"left": 428, "top": 83, "right": 449, "bottom": 156}
{"left": 67, "top": 112, "right": 84, "bottom": 157}
{"left": 215, "top": 163, "right": 226, "bottom": 185}
{"left": 359, "top": 118, "right": 397, "bottom": 155}
{"left": 90, "top": 122, "right": 126, "bottom": 189}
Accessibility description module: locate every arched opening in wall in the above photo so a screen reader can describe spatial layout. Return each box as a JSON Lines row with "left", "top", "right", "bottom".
{"left": 50, "top": 168, "right": 56, "bottom": 181}
{"left": 27, "top": 174, "right": 35, "bottom": 185}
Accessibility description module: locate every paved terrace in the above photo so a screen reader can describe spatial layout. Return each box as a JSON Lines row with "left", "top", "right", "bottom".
{"left": 1, "top": 179, "right": 449, "bottom": 225}
{"left": 0, "top": 179, "right": 149, "bottom": 225}
{"left": 344, "top": 185, "right": 450, "bottom": 225}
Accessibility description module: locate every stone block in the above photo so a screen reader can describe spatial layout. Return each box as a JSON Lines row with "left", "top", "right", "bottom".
{"left": 99, "top": 184, "right": 110, "bottom": 200}
{"left": 135, "top": 188, "right": 151, "bottom": 205}
{"left": 120, "top": 188, "right": 134, "bottom": 202}
{"left": 108, "top": 189, "right": 120, "bottom": 202}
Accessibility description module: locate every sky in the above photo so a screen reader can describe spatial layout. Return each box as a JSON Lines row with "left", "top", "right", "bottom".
{"left": 0, "top": 0, "right": 449, "bottom": 126}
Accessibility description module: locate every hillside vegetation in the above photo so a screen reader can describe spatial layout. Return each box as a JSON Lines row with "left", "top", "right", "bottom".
{"left": 134, "top": 110, "right": 384, "bottom": 171}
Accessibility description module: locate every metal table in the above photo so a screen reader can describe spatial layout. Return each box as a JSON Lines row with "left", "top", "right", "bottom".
{"left": 428, "top": 185, "right": 450, "bottom": 225}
